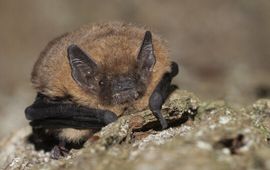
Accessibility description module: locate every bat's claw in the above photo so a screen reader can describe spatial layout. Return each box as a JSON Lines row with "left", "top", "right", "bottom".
{"left": 50, "top": 143, "right": 69, "bottom": 159}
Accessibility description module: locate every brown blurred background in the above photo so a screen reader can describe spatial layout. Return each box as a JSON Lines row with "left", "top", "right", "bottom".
{"left": 0, "top": 0, "right": 269, "bottom": 139}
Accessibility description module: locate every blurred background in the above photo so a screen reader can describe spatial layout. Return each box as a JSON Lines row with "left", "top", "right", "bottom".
{"left": 0, "top": 0, "right": 269, "bottom": 139}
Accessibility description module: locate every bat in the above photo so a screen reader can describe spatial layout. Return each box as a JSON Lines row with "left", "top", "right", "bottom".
{"left": 25, "top": 22, "right": 179, "bottom": 158}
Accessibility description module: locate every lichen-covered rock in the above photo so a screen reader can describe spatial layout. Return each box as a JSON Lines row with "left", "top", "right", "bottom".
{"left": 248, "top": 99, "right": 270, "bottom": 138}
{"left": 0, "top": 90, "right": 269, "bottom": 170}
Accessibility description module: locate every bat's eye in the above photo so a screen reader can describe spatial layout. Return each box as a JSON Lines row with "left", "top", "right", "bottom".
{"left": 99, "top": 80, "right": 105, "bottom": 86}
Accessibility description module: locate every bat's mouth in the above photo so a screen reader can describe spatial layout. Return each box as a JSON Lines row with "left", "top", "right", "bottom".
{"left": 112, "top": 90, "right": 139, "bottom": 104}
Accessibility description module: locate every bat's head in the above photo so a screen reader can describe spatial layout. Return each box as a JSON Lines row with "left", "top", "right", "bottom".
{"left": 67, "top": 31, "right": 156, "bottom": 105}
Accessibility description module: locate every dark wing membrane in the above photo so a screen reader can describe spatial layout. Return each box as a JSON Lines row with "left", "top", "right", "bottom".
{"left": 25, "top": 93, "right": 118, "bottom": 129}
{"left": 149, "top": 62, "right": 179, "bottom": 129}
{"left": 25, "top": 103, "right": 107, "bottom": 120}
{"left": 30, "top": 119, "right": 105, "bottom": 129}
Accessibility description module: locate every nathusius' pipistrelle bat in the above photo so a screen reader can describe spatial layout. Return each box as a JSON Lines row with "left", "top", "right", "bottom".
{"left": 25, "top": 22, "right": 179, "bottom": 159}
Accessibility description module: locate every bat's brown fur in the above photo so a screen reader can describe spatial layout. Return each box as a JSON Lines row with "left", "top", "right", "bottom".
{"left": 31, "top": 22, "right": 171, "bottom": 142}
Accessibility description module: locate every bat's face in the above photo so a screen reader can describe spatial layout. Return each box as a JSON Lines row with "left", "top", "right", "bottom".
{"left": 98, "top": 72, "right": 146, "bottom": 104}
{"left": 67, "top": 31, "right": 155, "bottom": 105}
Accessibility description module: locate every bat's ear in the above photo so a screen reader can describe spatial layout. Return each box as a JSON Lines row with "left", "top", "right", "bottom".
{"left": 67, "top": 44, "right": 98, "bottom": 91}
{"left": 137, "top": 31, "right": 156, "bottom": 82}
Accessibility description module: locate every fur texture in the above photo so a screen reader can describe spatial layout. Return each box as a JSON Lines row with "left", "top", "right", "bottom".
{"left": 31, "top": 22, "right": 171, "bottom": 142}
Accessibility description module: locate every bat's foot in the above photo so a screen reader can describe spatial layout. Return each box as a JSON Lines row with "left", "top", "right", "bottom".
{"left": 50, "top": 141, "right": 69, "bottom": 159}
{"left": 51, "top": 145, "right": 69, "bottom": 159}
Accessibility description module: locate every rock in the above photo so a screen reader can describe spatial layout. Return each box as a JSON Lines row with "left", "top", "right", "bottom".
{"left": 0, "top": 90, "right": 269, "bottom": 170}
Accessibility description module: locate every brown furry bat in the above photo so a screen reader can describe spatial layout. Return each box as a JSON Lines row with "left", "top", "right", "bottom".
{"left": 25, "top": 22, "right": 179, "bottom": 158}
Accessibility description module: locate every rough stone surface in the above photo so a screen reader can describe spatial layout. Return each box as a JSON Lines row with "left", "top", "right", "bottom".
{"left": 0, "top": 90, "right": 269, "bottom": 170}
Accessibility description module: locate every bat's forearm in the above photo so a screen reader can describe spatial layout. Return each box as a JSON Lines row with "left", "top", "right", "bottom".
{"left": 25, "top": 93, "right": 117, "bottom": 129}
